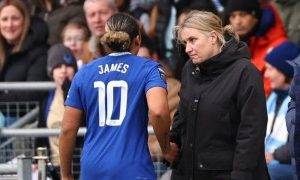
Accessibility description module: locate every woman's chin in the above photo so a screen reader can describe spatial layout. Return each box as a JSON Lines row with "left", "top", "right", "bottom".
{"left": 191, "top": 58, "right": 203, "bottom": 64}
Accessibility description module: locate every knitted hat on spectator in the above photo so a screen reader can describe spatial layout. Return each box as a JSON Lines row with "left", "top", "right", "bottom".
{"left": 47, "top": 44, "right": 77, "bottom": 77}
{"left": 265, "top": 41, "right": 300, "bottom": 78}
{"left": 225, "top": 0, "right": 262, "bottom": 19}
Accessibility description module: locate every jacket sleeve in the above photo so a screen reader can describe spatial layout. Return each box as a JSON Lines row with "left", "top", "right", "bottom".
{"left": 170, "top": 104, "right": 184, "bottom": 147}
{"left": 0, "top": 47, "right": 49, "bottom": 102}
{"left": 170, "top": 63, "right": 188, "bottom": 147}
{"left": 273, "top": 143, "right": 291, "bottom": 164}
{"left": 26, "top": 47, "right": 48, "bottom": 81}
{"left": 231, "top": 64, "right": 268, "bottom": 180}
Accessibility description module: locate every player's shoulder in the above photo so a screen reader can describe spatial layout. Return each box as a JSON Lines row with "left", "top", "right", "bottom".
{"left": 86, "top": 56, "right": 110, "bottom": 66}
{"left": 137, "top": 56, "right": 160, "bottom": 68}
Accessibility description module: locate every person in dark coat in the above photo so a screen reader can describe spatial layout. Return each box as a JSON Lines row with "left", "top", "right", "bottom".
{"left": 0, "top": 0, "right": 49, "bottom": 102}
{"left": 170, "top": 10, "right": 269, "bottom": 180}
{"left": 286, "top": 54, "right": 300, "bottom": 179}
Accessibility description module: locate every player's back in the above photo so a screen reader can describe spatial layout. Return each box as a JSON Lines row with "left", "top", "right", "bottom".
{"left": 66, "top": 52, "right": 166, "bottom": 180}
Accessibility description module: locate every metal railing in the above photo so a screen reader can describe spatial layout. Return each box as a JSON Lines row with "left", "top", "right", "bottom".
{"left": 0, "top": 127, "right": 154, "bottom": 137}
{"left": 0, "top": 82, "right": 55, "bottom": 91}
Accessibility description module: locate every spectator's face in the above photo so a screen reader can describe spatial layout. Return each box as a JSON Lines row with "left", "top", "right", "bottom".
{"left": 229, "top": 11, "right": 258, "bottom": 37}
{"left": 63, "top": 27, "right": 86, "bottom": 59}
{"left": 264, "top": 63, "right": 288, "bottom": 90}
{"left": 180, "top": 27, "right": 218, "bottom": 64}
{"left": 53, "top": 64, "right": 75, "bottom": 86}
{"left": 84, "top": 1, "right": 115, "bottom": 37}
{"left": 0, "top": 5, "right": 24, "bottom": 44}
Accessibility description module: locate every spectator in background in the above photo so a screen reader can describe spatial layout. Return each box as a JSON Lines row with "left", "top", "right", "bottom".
{"left": 171, "top": 11, "right": 269, "bottom": 179}
{"left": 264, "top": 41, "right": 300, "bottom": 180}
{"left": 61, "top": 22, "right": 92, "bottom": 69}
{"left": 275, "top": 0, "right": 300, "bottom": 46}
{"left": 0, "top": 0, "right": 48, "bottom": 101}
{"left": 41, "top": 44, "right": 78, "bottom": 179}
{"left": 0, "top": 0, "right": 49, "bottom": 163}
{"left": 37, "top": 43, "right": 83, "bottom": 179}
{"left": 288, "top": 54, "right": 300, "bottom": 179}
{"left": 29, "top": 0, "right": 86, "bottom": 45}
{"left": 225, "top": 0, "right": 287, "bottom": 96}
{"left": 83, "top": 0, "right": 117, "bottom": 58}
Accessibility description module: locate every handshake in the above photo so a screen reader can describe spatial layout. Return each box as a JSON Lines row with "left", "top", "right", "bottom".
{"left": 162, "top": 142, "right": 180, "bottom": 165}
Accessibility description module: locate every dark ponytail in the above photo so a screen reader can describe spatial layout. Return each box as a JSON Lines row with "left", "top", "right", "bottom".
{"left": 101, "top": 13, "right": 140, "bottom": 53}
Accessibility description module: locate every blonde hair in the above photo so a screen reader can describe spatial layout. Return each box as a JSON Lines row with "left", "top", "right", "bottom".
{"left": 101, "top": 31, "right": 131, "bottom": 52}
{"left": 174, "top": 11, "right": 239, "bottom": 48}
{"left": 0, "top": 0, "right": 30, "bottom": 71}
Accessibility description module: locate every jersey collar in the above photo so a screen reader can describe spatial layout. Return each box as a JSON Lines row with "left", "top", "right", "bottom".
{"left": 108, "top": 52, "right": 131, "bottom": 56}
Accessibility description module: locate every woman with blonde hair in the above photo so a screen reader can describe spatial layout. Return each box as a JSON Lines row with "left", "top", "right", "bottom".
{"left": 170, "top": 10, "right": 269, "bottom": 179}
{"left": 0, "top": 0, "right": 48, "bottom": 100}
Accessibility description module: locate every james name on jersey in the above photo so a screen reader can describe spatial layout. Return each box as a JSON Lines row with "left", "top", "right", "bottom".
{"left": 98, "top": 63, "right": 129, "bottom": 74}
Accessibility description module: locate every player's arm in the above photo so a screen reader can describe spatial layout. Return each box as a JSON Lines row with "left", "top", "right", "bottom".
{"left": 146, "top": 87, "right": 178, "bottom": 162}
{"left": 59, "top": 106, "right": 83, "bottom": 180}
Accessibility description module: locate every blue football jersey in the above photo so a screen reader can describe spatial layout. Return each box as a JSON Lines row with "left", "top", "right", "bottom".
{"left": 65, "top": 52, "right": 167, "bottom": 180}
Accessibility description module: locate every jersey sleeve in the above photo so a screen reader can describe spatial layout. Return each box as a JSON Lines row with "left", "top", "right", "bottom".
{"left": 65, "top": 71, "right": 84, "bottom": 110}
{"left": 145, "top": 63, "right": 167, "bottom": 92}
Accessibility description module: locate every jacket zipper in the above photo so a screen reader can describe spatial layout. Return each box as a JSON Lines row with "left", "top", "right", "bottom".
{"left": 192, "top": 97, "right": 199, "bottom": 179}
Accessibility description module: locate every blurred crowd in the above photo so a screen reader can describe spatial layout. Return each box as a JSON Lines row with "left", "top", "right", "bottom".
{"left": 0, "top": 0, "right": 300, "bottom": 179}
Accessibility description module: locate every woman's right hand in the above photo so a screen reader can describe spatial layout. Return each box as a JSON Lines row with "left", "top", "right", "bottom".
{"left": 163, "top": 142, "right": 179, "bottom": 164}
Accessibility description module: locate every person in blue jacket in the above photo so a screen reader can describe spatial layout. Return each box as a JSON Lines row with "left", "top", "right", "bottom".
{"left": 264, "top": 41, "right": 300, "bottom": 180}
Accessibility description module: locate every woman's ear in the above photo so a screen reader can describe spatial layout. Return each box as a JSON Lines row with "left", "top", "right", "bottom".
{"left": 209, "top": 31, "right": 218, "bottom": 45}
{"left": 135, "top": 35, "right": 141, "bottom": 47}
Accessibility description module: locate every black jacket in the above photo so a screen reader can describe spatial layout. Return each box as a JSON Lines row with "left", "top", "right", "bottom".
{"left": 170, "top": 37, "right": 269, "bottom": 180}
{"left": 0, "top": 17, "right": 49, "bottom": 102}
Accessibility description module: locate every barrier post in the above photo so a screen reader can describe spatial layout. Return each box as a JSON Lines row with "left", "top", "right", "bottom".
{"left": 17, "top": 157, "right": 32, "bottom": 180}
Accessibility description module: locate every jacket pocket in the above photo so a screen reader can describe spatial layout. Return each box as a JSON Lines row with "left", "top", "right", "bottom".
{"left": 212, "top": 106, "right": 232, "bottom": 147}
{"left": 197, "top": 150, "right": 234, "bottom": 171}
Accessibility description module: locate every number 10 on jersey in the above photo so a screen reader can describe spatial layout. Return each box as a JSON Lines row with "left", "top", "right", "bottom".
{"left": 94, "top": 80, "right": 128, "bottom": 127}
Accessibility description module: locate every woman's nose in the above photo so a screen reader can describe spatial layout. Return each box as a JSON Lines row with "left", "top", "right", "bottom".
{"left": 185, "top": 43, "right": 192, "bottom": 53}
